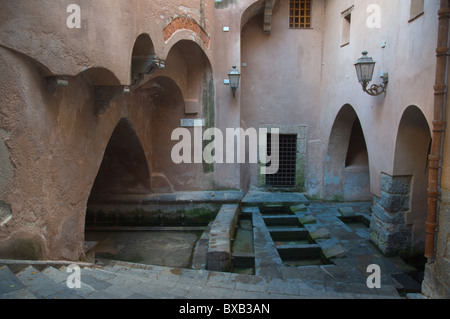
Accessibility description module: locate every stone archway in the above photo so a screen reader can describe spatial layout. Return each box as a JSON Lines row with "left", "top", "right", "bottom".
{"left": 371, "top": 105, "right": 431, "bottom": 256}
{"left": 85, "top": 118, "right": 151, "bottom": 225}
{"left": 324, "top": 104, "right": 371, "bottom": 201}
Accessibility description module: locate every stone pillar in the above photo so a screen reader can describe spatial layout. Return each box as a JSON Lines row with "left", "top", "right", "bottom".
{"left": 370, "top": 173, "right": 412, "bottom": 256}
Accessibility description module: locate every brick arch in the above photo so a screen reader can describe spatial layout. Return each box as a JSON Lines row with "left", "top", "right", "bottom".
{"left": 163, "top": 16, "right": 210, "bottom": 49}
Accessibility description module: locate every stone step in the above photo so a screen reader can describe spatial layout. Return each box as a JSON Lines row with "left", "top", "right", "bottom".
{"left": 269, "top": 227, "right": 310, "bottom": 241}
{"left": 0, "top": 265, "right": 28, "bottom": 297}
{"left": 263, "top": 215, "right": 300, "bottom": 226}
{"left": 14, "top": 265, "right": 75, "bottom": 299}
{"left": 276, "top": 244, "right": 323, "bottom": 260}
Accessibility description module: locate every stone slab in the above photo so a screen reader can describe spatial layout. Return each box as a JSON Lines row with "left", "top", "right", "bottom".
{"left": 323, "top": 245, "right": 346, "bottom": 259}
{"left": 338, "top": 207, "right": 356, "bottom": 218}
{"left": 298, "top": 215, "right": 317, "bottom": 225}
{"left": 0, "top": 266, "right": 26, "bottom": 295}
{"left": 206, "top": 204, "right": 239, "bottom": 272}
{"left": 310, "top": 228, "right": 331, "bottom": 240}
{"left": 290, "top": 204, "right": 308, "bottom": 213}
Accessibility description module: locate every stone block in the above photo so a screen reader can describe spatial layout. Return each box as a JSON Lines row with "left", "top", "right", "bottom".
{"left": 323, "top": 245, "right": 346, "bottom": 259}
{"left": 338, "top": 207, "right": 355, "bottom": 218}
{"left": 298, "top": 215, "right": 316, "bottom": 225}
{"left": 371, "top": 203, "right": 405, "bottom": 225}
{"left": 381, "top": 173, "right": 411, "bottom": 195}
{"left": 370, "top": 214, "right": 412, "bottom": 256}
{"left": 290, "top": 204, "right": 307, "bottom": 213}
{"left": 206, "top": 204, "right": 239, "bottom": 272}
{"left": 310, "top": 228, "right": 331, "bottom": 240}
{"left": 379, "top": 191, "right": 410, "bottom": 212}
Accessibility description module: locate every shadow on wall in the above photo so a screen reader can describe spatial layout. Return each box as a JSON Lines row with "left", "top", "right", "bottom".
{"left": 324, "top": 104, "right": 371, "bottom": 201}
{"left": 88, "top": 118, "right": 151, "bottom": 204}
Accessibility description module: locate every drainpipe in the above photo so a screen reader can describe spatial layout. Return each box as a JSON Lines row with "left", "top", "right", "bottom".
{"left": 425, "top": 0, "right": 450, "bottom": 259}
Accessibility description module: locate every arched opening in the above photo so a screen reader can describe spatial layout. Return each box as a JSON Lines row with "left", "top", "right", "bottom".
{"left": 393, "top": 105, "right": 431, "bottom": 253}
{"left": 345, "top": 119, "right": 369, "bottom": 168}
{"left": 325, "top": 105, "right": 371, "bottom": 201}
{"left": 162, "top": 39, "right": 213, "bottom": 113}
{"left": 87, "top": 118, "right": 151, "bottom": 205}
{"left": 371, "top": 105, "right": 430, "bottom": 284}
{"left": 130, "top": 33, "right": 158, "bottom": 86}
{"left": 144, "top": 39, "right": 215, "bottom": 192}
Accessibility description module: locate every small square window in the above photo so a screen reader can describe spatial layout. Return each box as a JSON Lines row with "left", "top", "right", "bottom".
{"left": 290, "top": 0, "right": 312, "bottom": 29}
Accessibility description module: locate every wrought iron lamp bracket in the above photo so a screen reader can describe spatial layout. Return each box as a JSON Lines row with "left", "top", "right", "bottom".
{"left": 361, "top": 73, "right": 389, "bottom": 96}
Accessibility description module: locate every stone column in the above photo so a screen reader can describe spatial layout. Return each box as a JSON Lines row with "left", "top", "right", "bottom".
{"left": 370, "top": 173, "right": 412, "bottom": 256}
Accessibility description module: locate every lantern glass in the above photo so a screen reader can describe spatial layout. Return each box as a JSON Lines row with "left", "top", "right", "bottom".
{"left": 228, "top": 66, "right": 241, "bottom": 89}
{"left": 355, "top": 51, "right": 376, "bottom": 83}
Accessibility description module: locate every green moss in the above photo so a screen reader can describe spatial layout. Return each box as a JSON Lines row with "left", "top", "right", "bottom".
{"left": 331, "top": 194, "right": 345, "bottom": 202}
{"left": 305, "top": 194, "right": 322, "bottom": 201}
{"left": 184, "top": 207, "right": 219, "bottom": 226}
{"left": 202, "top": 75, "right": 215, "bottom": 174}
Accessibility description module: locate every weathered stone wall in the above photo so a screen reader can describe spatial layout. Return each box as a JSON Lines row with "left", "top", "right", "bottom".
{"left": 370, "top": 173, "right": 412, "bottom": 256}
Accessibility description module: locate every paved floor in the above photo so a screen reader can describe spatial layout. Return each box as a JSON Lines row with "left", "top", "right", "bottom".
{"left": 0, "top": 192, "right": 428, "bottom": 300}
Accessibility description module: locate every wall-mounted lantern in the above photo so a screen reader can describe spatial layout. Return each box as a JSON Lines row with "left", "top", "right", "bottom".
{"left": 228, "top": 66, "right": 241, "bottom": 98}
{"left": 354, "top": 51, "right": 389, "bottom": 96}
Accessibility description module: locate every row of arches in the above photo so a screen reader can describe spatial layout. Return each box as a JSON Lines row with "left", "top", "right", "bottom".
{"left": 84, "top": 36, "right": 214, "bottom": 212}
{"left": 325, "top": 104, "right": 431, "bottom": 252}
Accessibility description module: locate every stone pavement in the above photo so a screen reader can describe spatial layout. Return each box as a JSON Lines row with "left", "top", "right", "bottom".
{"left": 0, "top": 193, "right": 430, "bottom": 300}
{"left": 1, "top": 259, "right": 402, "bottom": 299}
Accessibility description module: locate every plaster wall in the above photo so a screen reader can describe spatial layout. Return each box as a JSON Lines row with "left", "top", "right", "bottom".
{"left": 240, "top": 0, "right": 325, "bottom": 191}
{"left": 0, "top": 46, "right": 155, "bottom": 260}
{"left": 0, "top": 0, "right": 217, "bottom": 260}
{"left": 0, "top": 0, "right": 215, "bottom": 84}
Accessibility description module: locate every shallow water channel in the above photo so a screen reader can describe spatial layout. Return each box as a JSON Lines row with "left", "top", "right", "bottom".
{"left": 85, "top": 230, "right": 203, "bottom": 268}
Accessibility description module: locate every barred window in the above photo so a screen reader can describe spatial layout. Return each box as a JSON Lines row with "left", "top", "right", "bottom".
{"left": 289, "top": 0, "right": 312, "bottom": 29}
{"left": 266, "top": 134, "right": 297, "bottom": 188}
